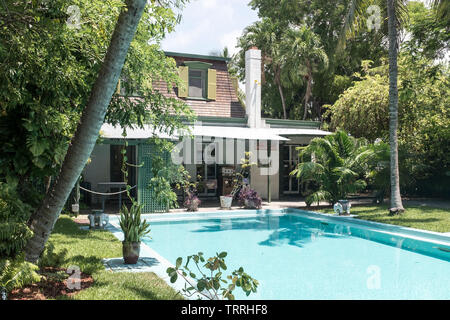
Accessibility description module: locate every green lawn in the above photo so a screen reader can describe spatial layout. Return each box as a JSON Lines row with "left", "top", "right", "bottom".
{"left": 44, "top": 216, "right": 182, "bottom": 300}
{"left": 319, "top": 204, "right": 450, "bottom": 233}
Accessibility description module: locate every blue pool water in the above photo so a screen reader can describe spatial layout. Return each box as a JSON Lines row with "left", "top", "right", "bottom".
{"left": 142, "top": 212, "right": 450, "bottom": 300}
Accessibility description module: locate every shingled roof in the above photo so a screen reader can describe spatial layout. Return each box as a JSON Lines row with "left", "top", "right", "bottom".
{"left": 152, "top": 52, "right": 246, "bottom": 119}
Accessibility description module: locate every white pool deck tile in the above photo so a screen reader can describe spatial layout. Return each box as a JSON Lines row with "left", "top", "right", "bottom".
{"left": 103, "top": 257, "right": 160, "bottom": 273}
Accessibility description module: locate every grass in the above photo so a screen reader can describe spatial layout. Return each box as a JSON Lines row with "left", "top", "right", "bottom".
{"left": 43, "top": 216, "right": 183, "bottom": 300}
{"left": 319, "top": 204, "right": 450, "bottom": 233}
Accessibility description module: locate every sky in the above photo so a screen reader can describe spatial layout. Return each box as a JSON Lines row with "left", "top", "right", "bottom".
{"left": 161, "top": 0, "right": 260, "bottom": 56}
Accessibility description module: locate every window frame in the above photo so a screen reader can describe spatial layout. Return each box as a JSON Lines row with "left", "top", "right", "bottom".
{"left": 183, "top": 61, "right": 213, "bottom": 100}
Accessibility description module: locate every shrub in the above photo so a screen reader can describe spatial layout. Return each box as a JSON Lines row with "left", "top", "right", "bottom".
{"left": 238, "top": 186, "right": 262, "bottom": 209}
{"left": 0, "top": 183, "right": 33, "bottom": 258}
{"left": 0, "top": 256, "right": 41, "bottom": 298}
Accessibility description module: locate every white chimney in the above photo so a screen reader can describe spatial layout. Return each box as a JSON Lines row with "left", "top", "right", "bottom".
{"left": 245, "top": 47, "right": 262, "bottom": 128}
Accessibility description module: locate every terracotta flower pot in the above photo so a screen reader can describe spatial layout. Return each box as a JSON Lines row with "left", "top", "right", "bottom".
{"left": 122, "top": 242, "right": 141, "bottom": 264}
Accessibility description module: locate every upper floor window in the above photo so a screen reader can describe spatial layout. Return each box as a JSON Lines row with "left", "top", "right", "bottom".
{"left": 178, "top": 61, "right": 216, "bottom": 100}
{"left": 188, "top": 69, "right": 206, "bottom": 98}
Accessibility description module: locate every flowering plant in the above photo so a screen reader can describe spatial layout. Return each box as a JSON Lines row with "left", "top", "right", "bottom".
{"left": 184, "top": 192, "right": 201, "bottom": 212}
{"left": 238, "top": 186, "right": 262, "bottom": 209}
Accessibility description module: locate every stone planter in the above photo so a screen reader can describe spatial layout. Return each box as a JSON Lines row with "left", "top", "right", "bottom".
{"left": 220, "top": 196, "right": 233, "bottom": 209}
{"left": 334, "top": 200, "right": 351, "bottom": 215}
{"left": 71, "top": 203, "right": 79, "bottom": 214}
{"left": 122, "top": 242, "right": 141, "bottom": 264}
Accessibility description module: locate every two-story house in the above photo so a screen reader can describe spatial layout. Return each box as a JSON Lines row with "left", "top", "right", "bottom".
{"left": 82, "top": 48, "right": 330, "bottom": 213}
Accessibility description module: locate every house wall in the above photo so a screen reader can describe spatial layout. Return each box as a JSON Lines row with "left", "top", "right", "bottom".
{"left": 82, "top": 144, "right": 110, "bottom": 204}
{"left": 250, "top": 165, "right": 280, "bottom": 200}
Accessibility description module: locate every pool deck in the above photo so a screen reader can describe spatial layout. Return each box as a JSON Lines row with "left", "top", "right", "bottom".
{"left": 79, "top": 197, "right": 450, "bottom": 216}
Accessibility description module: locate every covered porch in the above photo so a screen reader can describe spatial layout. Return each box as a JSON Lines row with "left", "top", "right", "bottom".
{"left": 81, "top": 123, "right": 330, "bottom": 213}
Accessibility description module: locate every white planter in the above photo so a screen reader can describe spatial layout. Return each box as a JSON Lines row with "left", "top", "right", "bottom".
{"left": 71, "top": 203, "right": 79, "bottom": 214}
{"left": 220, "top": 196, "right": 233, "bottom": 209}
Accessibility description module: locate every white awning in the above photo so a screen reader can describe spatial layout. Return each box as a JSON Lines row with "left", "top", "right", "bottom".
{"left": 189, "top": 126, "right": 289, "bottom": 141}
{"left": 100, "top": 124, "right": 289, "bottom": 141}
{"left": 271, "top": 128, "right": 331, "bottom": 137}
{"left": 100, "top": 123, "right": 176, "bottom": 140}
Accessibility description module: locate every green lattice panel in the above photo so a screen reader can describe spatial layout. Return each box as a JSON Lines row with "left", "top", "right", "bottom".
{"left": 137, "top": 143, "right": 170, "bottom": 213}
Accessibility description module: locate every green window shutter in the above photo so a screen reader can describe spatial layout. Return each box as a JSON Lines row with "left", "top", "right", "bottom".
{"left": 178, "top": 66, "right": 189, "bottom": 98}
{"left": 207, "top": 68, "right": 217, "bottom": 100}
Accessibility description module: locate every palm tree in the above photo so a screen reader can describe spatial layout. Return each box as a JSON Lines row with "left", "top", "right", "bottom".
{"left": 339, "top": 0, "right": 408, "bottom": 214}
{"left": 431, "top": 0, "right": 449, "bottom": 20}
{"left": 280, "top": 26, "right": 328, "bottom": 120}
{"left": 24, "top": 0, "right": 148, "bottom": 263}
{"left": 240, "top": 18, "right": 289, "bottom": 119}
{"left": 291, "top": 130, "right": 375, "bottom": 206}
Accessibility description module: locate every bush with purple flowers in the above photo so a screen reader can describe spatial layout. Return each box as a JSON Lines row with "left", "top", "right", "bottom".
{"left": 238, "top": 186, "right": 262, "bottom": 209}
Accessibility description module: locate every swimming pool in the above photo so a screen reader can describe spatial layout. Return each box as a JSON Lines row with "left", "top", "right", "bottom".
{"left": 117, "top": 209, "right": 450, "bottom": 299}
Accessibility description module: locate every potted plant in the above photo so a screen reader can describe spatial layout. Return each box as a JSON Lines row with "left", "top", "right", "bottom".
{"left": 119, "top": 202, "right": 151, "bottom": 264}
{"left": 220, "top": 152, "right": 255, "bottom": 210}
{"left": 238, "top": 186, "right": 262, "bottom": 209}
{"left": 184, "top": 191, "right": 201, "bottom": 211}
{"left": 220, "top": 194, "right": 233, "bottom": 209}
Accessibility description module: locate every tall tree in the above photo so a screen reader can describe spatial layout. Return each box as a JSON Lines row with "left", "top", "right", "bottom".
{"left": 238, "top": 18, "right": 290, "bottom": 119}
{"left": 244, "top": 0, "right": 387, "bottom": 120}
{"left": 23, "top": 0, "right": 190, "bottom": 263}
{"left": 386, "top": 0, "right": 404, "bottom": 213}
{"left": 281, "top": 26, "right": 328, "bottom": 120}
{"left": 340, "top": 0, "right": 408, "bottom": 213}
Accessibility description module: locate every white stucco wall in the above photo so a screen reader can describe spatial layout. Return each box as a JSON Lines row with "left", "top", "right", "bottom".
{"left": 250, "top": 166, "right": 280, "bottom": 201}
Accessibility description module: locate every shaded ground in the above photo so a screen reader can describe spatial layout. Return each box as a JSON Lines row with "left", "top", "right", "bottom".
{"left": 10, "top": 217, "right": 182, "bottom": 300}
{"left": 8, "top": 267, "right": 93, "bottom": 300}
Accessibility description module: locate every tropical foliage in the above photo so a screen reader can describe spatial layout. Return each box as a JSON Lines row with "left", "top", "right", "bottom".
{"left": 119, "top": 203, "right": 151, "bottom": 244}
{"left": 0, "top": 257, "right": 41, "bottom": 296}
{"left": 166, "top": 251, "right": 259, "bottom": 300}
{"left": 0, "top": 183, "right": 33, "bottom": 258}
{"left": 291, "top": 130, "right": 383, "bottom": 206}
{"left": 327, "top": 55, "right": 449, "bottom": 197}
{"left": 235, "top": 0, "right": 386, "bottom": 120}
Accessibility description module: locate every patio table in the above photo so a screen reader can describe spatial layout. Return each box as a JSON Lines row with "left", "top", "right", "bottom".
{"left": 98, "top": 182, "right": 127, "bottom": 212}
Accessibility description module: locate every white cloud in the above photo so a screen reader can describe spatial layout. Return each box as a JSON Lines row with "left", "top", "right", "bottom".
{"left": 161, "top": 0, "right": 259, "bottom": 55}
{"left": 220, "top": 29, "right": 243, "bottom": 56}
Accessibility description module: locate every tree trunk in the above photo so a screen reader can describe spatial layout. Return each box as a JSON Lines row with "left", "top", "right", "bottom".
{"left": 303, "top": 62, "right": 313, "bottom": 120}
{"left": 274, "top": 66, "right": 287, "bottom": 119}
{"left": 277, "top": 82, "right": 287, "bottom": 120}
{"left": 386, "top": 0, "right": 404, "bottom": 213}
{"left": 24, "top": 0, "right": 148, "bottom": 263}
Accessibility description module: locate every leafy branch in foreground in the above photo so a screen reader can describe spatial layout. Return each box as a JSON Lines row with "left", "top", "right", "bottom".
{"left": 166, "top": 252, "right": 258, "bottom": 300}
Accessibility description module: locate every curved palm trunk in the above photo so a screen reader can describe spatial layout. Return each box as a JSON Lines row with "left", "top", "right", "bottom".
{"left": 387, "top": 0, "right": 404, "bottom": 213}
{"left": 24, "top": 0, "right": 148, "bottom": 263}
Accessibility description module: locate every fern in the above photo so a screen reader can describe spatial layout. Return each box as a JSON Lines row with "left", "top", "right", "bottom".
{"left": 0, "top": 256, "right": 41, "bottom": 294}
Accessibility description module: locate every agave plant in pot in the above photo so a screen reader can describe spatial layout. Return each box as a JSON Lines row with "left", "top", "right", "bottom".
{"left": 119, "top": 202, "right": 151, "bottom": 264}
